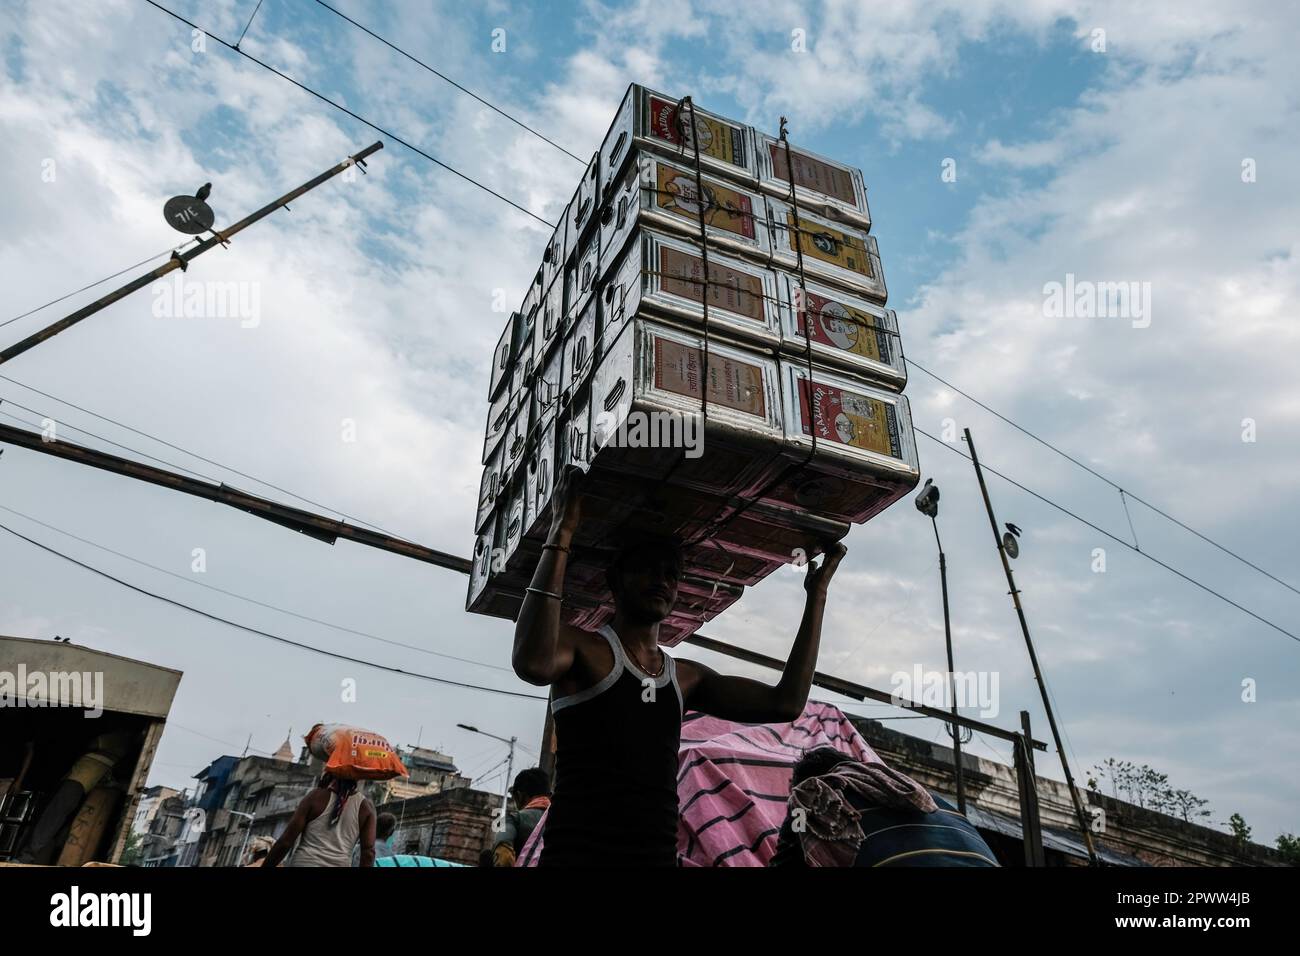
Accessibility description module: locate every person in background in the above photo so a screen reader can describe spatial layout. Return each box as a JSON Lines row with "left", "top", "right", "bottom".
{"left": 264, "top": 773, "right": 377, "bottom": 868}
{"left": 493, "top": 767, "right": 552, "bottom": 867}
{"left": 768, "top": 746, "right": 999, "bottom": 867}
{"left": 354, "top": 812, "right": 397, "bottom": 866}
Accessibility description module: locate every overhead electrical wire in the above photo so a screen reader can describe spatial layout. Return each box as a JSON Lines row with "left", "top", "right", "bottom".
{"left": 0, "top": 501, "right": 514, "bottom": 675}
{"left": 914, "top": 427, "right": 1298, "bottom": 644}
{"left": 0, "top": 518, "right": 547, "bottom": 701}
{"left": 0, "top": 373, "right": 407, "bottom": 539}
{"left": 142, "top": 0, "right": 556, "bottom": 228}
{"left": 312, "top": 0, "right": 586, "bottom": 163}
{"left": 906, "top": 358, "right": 1299, "bottom": 597}
{"left": 0, "top": 239, "right": 199, "bottom": 331}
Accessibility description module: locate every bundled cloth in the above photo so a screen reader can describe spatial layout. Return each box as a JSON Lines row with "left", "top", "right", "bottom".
{"left": 788, "top": 761, "right": 937, "bottom": 867}
{"left": 305, "top": 723, "right": 408, "bottom": 781}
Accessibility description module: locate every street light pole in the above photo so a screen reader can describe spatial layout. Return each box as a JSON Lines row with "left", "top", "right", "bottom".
{"left": 457, "top": 723, "right": 518, "bottom": 838}
{"left": 963, "top": 427, "right": 1098, "bottom": 865}
{"left": 0, "top": 141, "right": 383, "bottom": 366}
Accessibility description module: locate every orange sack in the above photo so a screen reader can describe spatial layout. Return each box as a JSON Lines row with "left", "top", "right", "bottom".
{"left": 305, "top": 723, "right": 409, "bottom": 781}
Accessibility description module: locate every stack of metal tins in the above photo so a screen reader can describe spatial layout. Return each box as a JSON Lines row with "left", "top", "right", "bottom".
{"left": 469, "top": 84, "right": 920, "bottom": 645}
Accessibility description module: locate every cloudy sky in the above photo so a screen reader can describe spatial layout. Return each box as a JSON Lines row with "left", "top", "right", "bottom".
{"left": 1, "top": 0, "right": 1296, "bottom": 841}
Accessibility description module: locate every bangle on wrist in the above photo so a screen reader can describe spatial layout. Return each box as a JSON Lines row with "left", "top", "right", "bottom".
{"left": 543, "top": 543, "right": 570, "bottom": 554}
{"left": 525, "top": 587, "right": 563, "bottom": 601}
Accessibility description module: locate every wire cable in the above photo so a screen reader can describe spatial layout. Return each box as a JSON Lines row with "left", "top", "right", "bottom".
{"left": 0, "top": 501, "right": 514, "bottom": 675}
{"left": 907, "top": 358, "right": 1299, "bottom": 596}
{"left": 0, "top": 517, "right": 547, "bottom": 700}
{"left": 143, "top": 0, "right": 555, "bottom": 228}
{"left": 915, "top": 426, "right": 1298, "bottom": 643}
{"left": 312, "top": 0, "right": 585, "bottom": 163}
{"left": 0, "top": 240, "right": 198, "bottom": 331}
{"left": 0, "top": 373, "right": 405, "bottom": 539}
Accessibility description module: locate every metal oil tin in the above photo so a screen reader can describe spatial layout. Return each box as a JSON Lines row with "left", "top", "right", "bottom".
{"left": 542, "top": 199, "right": 570, "bottom": 293}
{"left": 569, "top": 152, "right": 602, "bottom": 249}
{"left": 755, "top": 132, "right": 871, "bottom": 231}
{"left": 560, "top": 298, "right": 598, "bottom": 405}
{"left": 519, "top": 269, "right": 543, "bottom": 338}
{"left": 682, "top": 540, "right": 783, "bottom": 588}
{"left": 774, "top": 272, "right": 905, "bottom": 389}
{"left": 501, "top": 397, "right": 532, "bottom": 487}
{"left": 532, "top": 274, "right": 566, "bottom": 370}
{"left": 488, "top": 315, "right": 514, "bottom": 400}
{"left": 599, "top": 84, "right": 757, "bottom": 204}
{"left": 483, "top": 382, "right": 511, "bottom": 464}
{"left": 600, "top": 154, "right": 771, "bottom": 279}
{"left": 501, "top": 475, "right": 542, "bottom": 581}
{"left": 566, "top": 228, "right": 601, "bottom": 325}
{"left": 466, "top": 518, "right": 496, "bottom": 613}
{"left": 767, "top": 197, "right": 886, "bottom": 302}
{"left": 475, "top": 441, "right": 505, "bottom": 534}
{"left": 508, "top": 324, "right": 535, "bottom": 417}
{"left": 601, "top": 228, "right": 780, "bottom": 353}
{"left": 562, "top": 594, "right": 614, "bottom": 632}
{"left": 575, "top": 468, "right": 725, "bottom": 551}
{"left": 710, "top": 501, "right": 850, "bottom": 568}
{"left": 533, "top": 335, "right": 565, "bottom": 433}
{"left": 672, "top": 573, "right": 745, "bottom": 623}
{"left": 656, "top": 615, "right": 700, "bottom": 647}
{"left": 557, "top": 380, "right": 592, "bottom": 472}
{"left": 589, "top": 316, "right": 785, "bottom": 499}
{"left": 524, "top": 416, "right": 558, "bottom": 540}
{"left": 763, "top": 361, "right": 920, "bottom": 523}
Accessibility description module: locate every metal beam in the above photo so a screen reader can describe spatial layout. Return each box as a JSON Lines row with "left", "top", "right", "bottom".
{"left": 684, "top": 631, "right": 1047, "bottom": 751}
{"left": 0, "top": 420, "right": 469, "bottom": 573}
{"left": 0, "top": 142, "right": 383, "bottom": 366}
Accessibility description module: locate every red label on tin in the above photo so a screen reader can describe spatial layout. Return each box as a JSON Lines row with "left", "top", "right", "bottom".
{"left": 798, "top": 378, "right": 901, "bottom": 458}
{"left": 648, "top": 96, "right": 746, "bottom": 167}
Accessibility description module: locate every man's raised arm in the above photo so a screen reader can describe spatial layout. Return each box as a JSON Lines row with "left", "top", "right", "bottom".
{"left": 512, "top": 465, "right": 585, "bottom": 685}
{"left": 683, "top": 541, "right": 847, "bottom": 723}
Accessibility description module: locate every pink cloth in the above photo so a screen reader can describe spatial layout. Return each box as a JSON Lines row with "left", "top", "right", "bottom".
{"left": 516, "top": 700, "right": 883, "bottom": 866}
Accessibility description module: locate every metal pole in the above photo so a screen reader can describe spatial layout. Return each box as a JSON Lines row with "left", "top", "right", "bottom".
{"left": 1013, "top": 733, "right": 1046, "bottom": 867}
{"left": 0, "top": 141, "right": 383, "bottom": 366}
{"left": 502, "top": 736, "right": 516, "bottom": 827}
{"left": 963, "top": 427, "right": 1098, "bottom": 865}
{"left": 932, "top": 516, "right": 966, "bottom": 814}
{"left": 0, "top": 420, "right": 470, "bottom": 573}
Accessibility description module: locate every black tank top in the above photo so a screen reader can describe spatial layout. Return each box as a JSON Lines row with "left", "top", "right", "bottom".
{"left": 540, "top": 624, "right": 683, "bottom": 867}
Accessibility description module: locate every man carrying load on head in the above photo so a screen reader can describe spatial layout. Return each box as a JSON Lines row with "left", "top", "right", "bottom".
{"left": 512, "top": 466, "right": 847, "bottom": 867}
{"left": 264, "top": 773, "right": 377, "bottom": 868}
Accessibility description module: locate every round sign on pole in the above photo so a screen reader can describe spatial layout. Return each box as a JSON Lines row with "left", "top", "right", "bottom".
{"left": 163, "top": 195, "right": 215, "bottom": 235}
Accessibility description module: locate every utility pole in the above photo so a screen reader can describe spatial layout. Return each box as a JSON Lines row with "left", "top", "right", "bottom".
{"left": 963, "top": 427, "right": 1098, "bottom": 865}
{"left": 0, "top": 420, "right": 470, "bottom": 573}
{"left": 0, "top": 141, "right": 383, "bottom": 366}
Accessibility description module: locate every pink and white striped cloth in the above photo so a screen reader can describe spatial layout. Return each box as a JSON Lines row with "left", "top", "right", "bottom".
{"left": 516, "top": 700, "right": 883, "bottom": 866}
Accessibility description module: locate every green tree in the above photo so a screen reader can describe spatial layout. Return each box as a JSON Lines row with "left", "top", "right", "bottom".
{"left": 1228, "top": 813, "right": 1251, "bottom": 844}
{"left": 118, "top": 830, "right": 143, "bottom": 866}
{"left": 1274, "top": 833, "right": 1300, "bottom": 865}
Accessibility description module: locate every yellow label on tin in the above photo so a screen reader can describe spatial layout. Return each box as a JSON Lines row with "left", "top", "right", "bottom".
{"left": 656, "top": 167, "right": 757, "bottom": 239}
{"left": 786, "top": 213, "right": 873, "bottom": 278}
